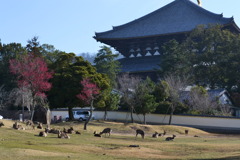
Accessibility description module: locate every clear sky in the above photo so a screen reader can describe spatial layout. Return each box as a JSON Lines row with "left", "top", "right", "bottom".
{"left": 1, "top": 0, "right": 240, "bottom": 55}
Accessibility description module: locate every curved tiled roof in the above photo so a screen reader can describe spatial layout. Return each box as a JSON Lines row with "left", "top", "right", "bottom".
{"left": 95, "top": 0, "right": 235, "bottom": 40}
{"left": 118, "top": 56, "right": 161, "bottom": 73}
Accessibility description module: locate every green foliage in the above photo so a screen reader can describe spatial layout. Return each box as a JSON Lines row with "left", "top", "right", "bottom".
{"left": 190, "top": 85, "right": 207, "bottom": 96}
{"left": 104, "top": 92, "right": 120, "bottom": 111}
{"left": 94, "top": 46, "right": 121, "bottom": 88}
{"left": 0, "top": 42, "right": 27, "bottom": 90}
{"left": 134, "top": 78, "right": 158, "bottom": 123}
{"left": 160, "top": 24, "right": 240, "bottom": 90}
{"left": 48, "top": 52, "right": 110, "bottom": 112}
{"left": 155, "top": 101, "right": 171, "bottom": 114}
{"left": 41, "top": 44, "right": 62, "bottom": 64}
{"left": 153, "top": 80, "right": 170, "bottom": 102}
{"left": 160, "top": 39, "right": 192, "bottom": 77}
{"left": 26, "top": 36, "right": 43, "bottom": 56}
{"left": 155, "top": 101, "right": 189, "bottom": 114}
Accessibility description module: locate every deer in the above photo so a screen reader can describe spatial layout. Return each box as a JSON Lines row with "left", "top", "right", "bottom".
{"left": 17, "top": 124, "right": 25, "bottom": 130}
{"left": 37, "top": 122, "right": 43, "bottom": 129}
{"left": 67, "top": 127, "right": 75, "bottom": 134}
{"left": 39, "top": 131, "right": 47, "bottom": 137}
{"left": 165, "top": 135, "right": 176, "bottom": 141}
{"left": 136, "top": 129, "right": 144, "bottom": 139}
{"left": 13, "top": 122, "right": 18, "bottom": 129}
{"left": 152, "top": 132, "right": 159, "bottom": 138}
{"left": 58, "top": 131, "right": 70, "bottom": 139}
{"left": 100, "top": 128, "right": 112, "bottom": 137}
{"left": 25, "top": 120, "right": 34, "bottom": 126}
{"left": 159, "top": 130, "right": 167, "bottom": 137}
{"left": 93, "top": 131, "right": 102, "bottom": 137}
{"left": 48, "top": 128, "right": 60, "bottom": 134}
{"left": 0, "top": 122, "right": 4, "bottom": 127}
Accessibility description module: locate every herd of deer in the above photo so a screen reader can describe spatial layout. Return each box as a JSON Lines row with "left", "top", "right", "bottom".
{"left": 0, "top": 120, "right": 187, "bottom": 141}
{"left": 136, "top": 129, "right": 176, "bottom": 141}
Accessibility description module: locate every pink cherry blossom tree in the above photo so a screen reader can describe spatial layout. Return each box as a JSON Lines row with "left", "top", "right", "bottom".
{"left": 76, "top": 78, "right": 100, "bottom": 130}
{"left": 9, "top": 53, "right": 53, "bottom": 120}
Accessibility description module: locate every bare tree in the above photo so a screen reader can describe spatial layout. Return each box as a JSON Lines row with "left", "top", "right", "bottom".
{"left": 117, "top": 73, "right": 141, "bottom": 123}
{"left": 189, "top": 87, "right": 216, "bottom": 114}
{"left": 164, "top": 74, "right": 188, "bottom": 125}
{"left": 188, "top": 87, "right": 231, "bottom": 116}
{"left": 8, "top": 87, "right": 33, "bottom": 121}
{"left": 8, "top": 86, "right": 51, "bottom": 123}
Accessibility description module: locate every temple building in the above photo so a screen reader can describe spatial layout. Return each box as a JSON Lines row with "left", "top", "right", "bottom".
{"left": 94, "top": 0, "right": 240, "bottom": 81}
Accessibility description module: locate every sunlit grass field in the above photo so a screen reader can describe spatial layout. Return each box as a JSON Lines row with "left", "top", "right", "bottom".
{"left": 1, "top": 119, "right": 240, "bottom": 160}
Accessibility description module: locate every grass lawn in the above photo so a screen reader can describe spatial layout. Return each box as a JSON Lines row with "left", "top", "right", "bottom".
{"left": 0, "top": 119, "right": 240, "bottom": 160}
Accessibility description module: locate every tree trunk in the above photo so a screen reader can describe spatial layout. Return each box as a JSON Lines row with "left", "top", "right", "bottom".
{"left": 168, "top": 104, "right": 174, "bottom": 125}
{"left": 143, "top": 114, "right": 146, "bottom": 124}
{"left": 22, "top": 94, "right": 25, "bottom": 121}
{"left": 130, "top": 106, "right": 134, "bottom": 123}
{"left": 30, "top": 100, "right": 35, "bottom": 121}
{"left": 46, "top": 108, "right": 51, "bottom": 126}
{"left": 104, "top": 107, "right": 107, "bottom": 121}
{"left": 68, "top": 107, "right": 74, "bottom": 121}
{"left": 84, "top": 100, "right": 93, "bottom": 130}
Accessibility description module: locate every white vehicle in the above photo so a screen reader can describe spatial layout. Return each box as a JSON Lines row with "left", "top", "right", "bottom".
{"left": 0, "top": 115, "right": 3, "bottom": 119}
{"left": 65, "top": 111, "right": 95, "bottom": 121}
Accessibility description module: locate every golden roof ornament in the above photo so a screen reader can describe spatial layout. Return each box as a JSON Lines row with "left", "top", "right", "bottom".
{"left": 197, "top": 0, "right": 202, "bottom": 6}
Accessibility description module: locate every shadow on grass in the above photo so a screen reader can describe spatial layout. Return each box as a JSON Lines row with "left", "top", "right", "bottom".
{"left": 193, "top": 156, "right": 240, "bottom": 160}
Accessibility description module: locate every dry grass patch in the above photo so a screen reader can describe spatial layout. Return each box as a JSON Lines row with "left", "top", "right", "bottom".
{"left": 1, "top": 119, "right": 240, "bottom": 160}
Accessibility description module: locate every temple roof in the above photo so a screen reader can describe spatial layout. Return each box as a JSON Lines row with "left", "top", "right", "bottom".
{"left": 95, "top": 0, "right": 236, "bottom": 40}
{"left": 118, "top": 56, "right": 161, "bottom": 73}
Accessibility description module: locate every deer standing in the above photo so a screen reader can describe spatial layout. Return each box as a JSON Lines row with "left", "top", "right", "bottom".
{"left": 100, "top": 128, "right": 112, "bottom": 137}
{"left": 136, "top": 129, "right": 144, "bottom": 139}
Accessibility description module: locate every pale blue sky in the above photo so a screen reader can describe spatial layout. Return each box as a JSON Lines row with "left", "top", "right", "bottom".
{"left": 1, "top": 0, "right": 240, "bottom": 55}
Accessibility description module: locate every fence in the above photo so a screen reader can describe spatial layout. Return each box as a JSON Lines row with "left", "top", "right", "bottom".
{"left": 51, "top": 110, "right": 240, "bottom": 133}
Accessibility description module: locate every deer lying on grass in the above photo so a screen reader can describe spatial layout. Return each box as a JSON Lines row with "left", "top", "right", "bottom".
{"left": 25, "top": 120, "right": 35, "bottom": 130}
{"left": 158, "top": 130, "right": 167, "bottom": 137}
{"left": 136, "top": 129, "right": 145, "bottom": 139}
{"left": 13, "top": 122, "right": 18, "bottom": 129}
{"left": 39, "top": 131, "right": 47, "bottom": 137}
{"left": 165, "top": 135, "right": 176, "bottom": 141}
{"left": 58, "top": 131, "right": 70, "bottom": 139}
{"left": 152, "top": 132, "right": 159, "bottom": 138}
{"left": 25, "top": 120, "right": 33, "bottom": 126}
{"left": 13, "top": 122, "right": 25, "bottom": 130}
{"left": 67, "top": 127, "right": 75, "bottom": 134}
{"left": 0, "top": 122, "right": 4, "bottom": 127}
{"left": 93, "top": 131, "right": 102, "bottom": 137}
{"left": 47, "top": 128, "right": 60, "bottom": 134}
{"left": 100, "top": 128, "right": 112, "bottom": 137}
{"left": 17, "top": 125, "right": 25, "bottom": 130}
{"left": 37, "top": 122, "right": 43, "bottom": 129}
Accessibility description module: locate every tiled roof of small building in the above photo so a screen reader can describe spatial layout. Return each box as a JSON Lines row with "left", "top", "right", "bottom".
{"left": 95, "top": 0, "right": 234, "bottom": 40}
{"left": 118, "top": 56, "right": 161, "bottom": 73}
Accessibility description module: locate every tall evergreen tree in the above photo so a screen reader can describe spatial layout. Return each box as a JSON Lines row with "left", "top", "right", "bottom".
{"left": 94, "top": 46, "right": 121, "bottom": 88}
{"left": 134, "top": 77, "right": 158, "bottom": 124}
